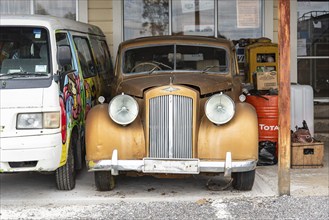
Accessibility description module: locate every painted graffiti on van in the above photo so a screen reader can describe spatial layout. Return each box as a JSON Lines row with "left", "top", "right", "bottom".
{"left": 59, "top": 97, "right": 67, "bottom": 144}
{"left": 84, "top": 79, "right": 97, "bottom": 119}
{"left": 59, "top": 72, "right": 83, "bottom": 165}
{"left": 59, "top": 72, "right": 80, "bottom": 146}
{"left": 64, "top": 73, "right": 82, "bottom": 120}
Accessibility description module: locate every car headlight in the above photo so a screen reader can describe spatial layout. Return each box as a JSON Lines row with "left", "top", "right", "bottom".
{"left": 17, "top": 112, "right": 60, "bottom": 129}
{"left": 205, "top": 93, "right": 235, "bottom": 125}
{"left": 109, "top": 94, "right": 139, "bottom": 126}
{"left": 17, "top": 113, "right": 42, "bottom": 129}
{"left": 43, "top": 112, "right": 60, "bottom": 128}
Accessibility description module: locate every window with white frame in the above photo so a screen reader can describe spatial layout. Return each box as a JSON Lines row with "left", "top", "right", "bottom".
{"left": 218, "top": 0, "right": 263, "bottom": 39}
{"left": 172, "top": 0, "right": 215, "bottom": 36}
{"left": 124, "top": 0, "right": 169, "bottom": 40}
{"left": 0, "top": 0, "right": 77, "bottom": 20}
{"left": 123, "top": 0, "right": 264, "bottom": 41}
{"left": 297, "top": 0, "right": 329, "bottom": 97}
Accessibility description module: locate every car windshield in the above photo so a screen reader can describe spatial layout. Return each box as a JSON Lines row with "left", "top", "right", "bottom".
{"left": 123, "top": 44, "right": 228, "bottom": 74}
{"left": 0, "top": 27, "right": 50, "bottom": 77}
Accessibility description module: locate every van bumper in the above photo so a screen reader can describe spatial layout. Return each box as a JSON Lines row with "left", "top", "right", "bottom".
{"left": 87, "top": 149, "right": 257, "bottom": 177}
{"left": 0, "top": 133, "right": 62, "bottom": 172}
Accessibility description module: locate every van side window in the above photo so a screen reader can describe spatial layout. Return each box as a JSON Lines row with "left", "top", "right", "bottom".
{"left": 90, "top": 37, "right": 113, "bottom": 78}
{"left": 56, "top": 33, "right": 72, "bottom": 72}
{"left": 73, "top": 37, "right": 96, "bottom": 78}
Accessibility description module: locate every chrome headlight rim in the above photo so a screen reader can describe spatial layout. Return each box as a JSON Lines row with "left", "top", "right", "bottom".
{"left": 108, "top": 94, "right": 139, "bottom": 126}
{"left": 205, "top": 93, "right": 235, "bottom": 125}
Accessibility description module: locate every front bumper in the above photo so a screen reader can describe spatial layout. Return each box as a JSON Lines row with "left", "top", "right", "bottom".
{"left": 88, "top": 149, "right": 257, "bottom": 177}
{"left": 0, "top": 133, "right": 62, "bottom": 172}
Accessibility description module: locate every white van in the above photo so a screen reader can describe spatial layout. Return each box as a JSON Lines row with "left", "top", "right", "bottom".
{"left": 0, "top": 15, "right": 113, "bottom": 190}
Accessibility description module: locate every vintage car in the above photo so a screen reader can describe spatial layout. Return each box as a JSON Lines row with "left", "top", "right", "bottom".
{"left": 85, "top": 36, "right": 258, "bottom": 191}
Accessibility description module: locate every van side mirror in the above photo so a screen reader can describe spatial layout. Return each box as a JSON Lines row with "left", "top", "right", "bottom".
{"left": 57, "top": 45, "right": 72, "bottom": 67}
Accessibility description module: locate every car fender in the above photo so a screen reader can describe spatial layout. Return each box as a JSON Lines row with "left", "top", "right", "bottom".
{"left": 198, "top": 102, "right": 258, "bottom": 160}
{"left": 85, "top": 103, "right": 145, "bottom": 161}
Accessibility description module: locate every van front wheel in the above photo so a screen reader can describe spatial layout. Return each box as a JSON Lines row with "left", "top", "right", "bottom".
{"left": 94, "top": 171, "right": 115, "bottom": 191}
{"left": 56, "top": 145, "right": 76, "bottom": 190}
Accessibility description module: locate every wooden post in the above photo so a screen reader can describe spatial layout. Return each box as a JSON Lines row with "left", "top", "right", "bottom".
{"left": 278, "top": 0, "right": 291, "bottom": 195}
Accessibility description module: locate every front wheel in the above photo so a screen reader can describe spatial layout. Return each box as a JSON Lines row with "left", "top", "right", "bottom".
{"left": 56, "top": 145, "right": 76, "bottom": 190}
{"left": 232, "top": 170, "right": 255, "bottom": 191}
{"left": 94, "top": 171, "right": 115, "bottom": 191}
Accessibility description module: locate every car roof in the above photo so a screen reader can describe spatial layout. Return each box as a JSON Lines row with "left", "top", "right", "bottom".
{"left": 119, "top": 35, "right": 234, "bottom": 49}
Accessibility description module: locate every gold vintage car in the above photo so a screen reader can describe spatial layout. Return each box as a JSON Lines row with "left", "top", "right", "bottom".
{"left": 86, "top": 36, "right": 258, "bottom": 191}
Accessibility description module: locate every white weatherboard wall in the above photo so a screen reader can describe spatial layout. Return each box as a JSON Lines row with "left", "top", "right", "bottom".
{"left": 88, "top": 0, "right": 114, "bottom": 56}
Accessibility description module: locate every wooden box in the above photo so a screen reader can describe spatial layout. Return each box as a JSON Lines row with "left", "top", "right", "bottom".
{"left": 291, "top": 142, "right": 324, "bottom": 168}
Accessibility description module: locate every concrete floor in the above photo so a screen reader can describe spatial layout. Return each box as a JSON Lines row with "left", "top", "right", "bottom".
{"left": 0, "top": 143, "right": 327, "bottom": 205}
{"left": 256, "top": 141, "right": 329, "bottom": 196}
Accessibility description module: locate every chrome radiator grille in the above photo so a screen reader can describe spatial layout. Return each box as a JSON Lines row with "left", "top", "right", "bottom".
{"left": 149, "top": 95, "right": 193, "bottom": 158}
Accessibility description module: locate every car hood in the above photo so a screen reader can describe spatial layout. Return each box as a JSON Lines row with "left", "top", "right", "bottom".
{"left": 119, "top": 73, "right": 233, "bottom": 97}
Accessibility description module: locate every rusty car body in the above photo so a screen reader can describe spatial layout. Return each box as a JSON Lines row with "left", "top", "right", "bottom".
{"left": 85, "top": 36, "right": 258, "bottom": 191}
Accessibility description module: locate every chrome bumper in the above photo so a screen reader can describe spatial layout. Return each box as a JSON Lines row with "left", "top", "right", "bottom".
{"left": 87, "top": 149, "right": 257, "bottom": 178}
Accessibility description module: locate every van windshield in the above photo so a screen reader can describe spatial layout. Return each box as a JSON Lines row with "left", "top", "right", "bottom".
{"left": 0, "top": 27, "right": 50, "bottom": 78}
{"left": 123, "top": 44, "right": 228, "bottom": 74}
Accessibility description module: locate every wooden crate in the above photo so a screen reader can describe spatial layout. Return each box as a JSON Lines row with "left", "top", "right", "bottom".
{"left": 291, "top": 142, "right": 324, "bottom": 168}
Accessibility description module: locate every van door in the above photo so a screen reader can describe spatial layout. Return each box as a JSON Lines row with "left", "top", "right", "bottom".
{"left": 55, "top": 31, "right": 81, "bottom": 190}
{"left": 72, "top": 34, "right": 100, "bottom": 116}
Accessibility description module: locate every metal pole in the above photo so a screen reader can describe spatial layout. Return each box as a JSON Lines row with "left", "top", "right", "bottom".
{"left": 278, "top": 0, "right": 291, "bottom": 196}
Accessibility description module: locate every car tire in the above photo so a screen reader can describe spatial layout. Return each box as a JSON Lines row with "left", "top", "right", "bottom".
{"left": 56, "top": 144, "right": 76, "bottom": 190}
{"left": 94, "top": 171, "right": 115, "bottom": 191}
{"left": 232, "top": 169, "right": 255, "bottom": 191}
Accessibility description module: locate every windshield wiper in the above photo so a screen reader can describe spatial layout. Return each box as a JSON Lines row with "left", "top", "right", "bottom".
{"left": 146, "top": 61, "right": 173, "bottom": 75}
{"left": 152, "top": 61, "right": 173, "bottom": 70}
{"left": 201, "top": 65, "right": 220, "bottom": 74}
{"left": 0, "top": 72, "right": 49, "bottom": 79}
{"left": 146, "top": 66, "right": 160, "bottom": 75}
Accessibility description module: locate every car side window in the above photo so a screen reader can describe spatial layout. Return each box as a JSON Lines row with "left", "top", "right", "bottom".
{"left": 90, "top": 37, "right": 113, "bottom": 78}
{"left": 100, "top": 40, "right": 113, "bottom": 77}
{"left": 73, "top": 36, "right": 96, "bottom": 78}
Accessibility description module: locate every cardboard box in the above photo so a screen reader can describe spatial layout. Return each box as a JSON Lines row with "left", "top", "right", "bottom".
{"left": 253, "top": 71, "right": 278, "bottom": 90}
{"left": 291, "top": 142, "right": 324, "bottom": 168}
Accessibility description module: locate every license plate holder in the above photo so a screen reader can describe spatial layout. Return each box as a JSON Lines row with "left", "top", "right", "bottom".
{"left": 143, "top": 158, "right": 200, "bottom": 174}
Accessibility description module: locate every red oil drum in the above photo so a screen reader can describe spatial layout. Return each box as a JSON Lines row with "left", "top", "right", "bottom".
{"left": 246, "top": 95, "right": 278, "bottom": 144}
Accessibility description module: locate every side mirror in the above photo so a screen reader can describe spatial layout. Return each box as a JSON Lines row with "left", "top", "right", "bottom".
{"left": 57, "top": 45, "right": 72, "bottom": 67}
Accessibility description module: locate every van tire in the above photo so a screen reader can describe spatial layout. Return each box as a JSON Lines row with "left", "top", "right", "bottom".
{"left": 56, "top": 145, "right": 76, "bottom": 190}
{"left": 232, "top": 170, "right": 255, "bottom": 191}
{"left": 94, "top": 171, "right": 115, "bottom": 191}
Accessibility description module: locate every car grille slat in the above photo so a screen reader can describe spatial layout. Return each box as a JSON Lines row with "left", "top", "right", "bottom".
{"left": 149, "top": 95, "right": 193, "bottom": 159}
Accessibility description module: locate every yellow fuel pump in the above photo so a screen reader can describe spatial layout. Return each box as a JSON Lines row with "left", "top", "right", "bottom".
{"left": 244, "top": 38, "right": 279, "bottom": 83}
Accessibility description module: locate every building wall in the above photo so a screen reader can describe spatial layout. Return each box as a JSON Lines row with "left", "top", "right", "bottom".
{"left": 88, "top": 0, "right": 114, "bottom": 55}
{"left": 85, "top": 0, "right": 297, "bottom": 82}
